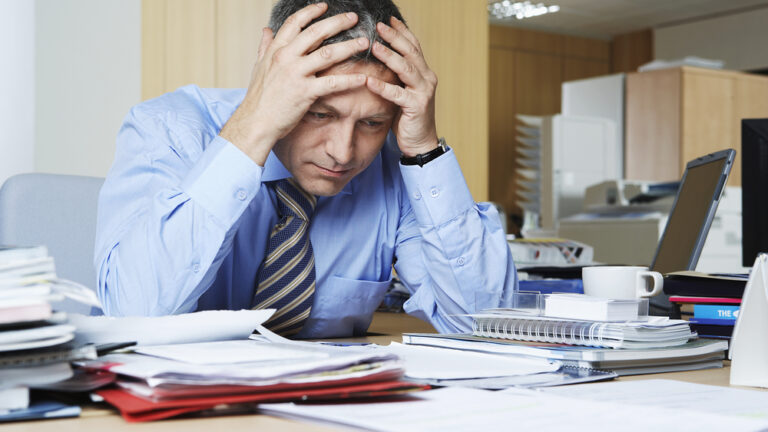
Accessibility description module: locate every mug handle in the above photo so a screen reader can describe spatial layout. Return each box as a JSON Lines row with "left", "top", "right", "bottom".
{"left": 636, "top": 271, "right": 664, "bottom": 297}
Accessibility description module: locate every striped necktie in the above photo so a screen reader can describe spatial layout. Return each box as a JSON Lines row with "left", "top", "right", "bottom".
{"left": 252, "top": 178, "right": 317, "bottom": 336}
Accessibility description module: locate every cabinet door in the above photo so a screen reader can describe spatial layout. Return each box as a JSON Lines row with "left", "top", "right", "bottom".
{"left": 625, "top": 69, "right": 681, "bottom": 181}
{"left": 681, "top": 69, "right": 736, "bottom": 183}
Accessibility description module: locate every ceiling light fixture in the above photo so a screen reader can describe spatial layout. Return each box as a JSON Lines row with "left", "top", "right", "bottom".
{"left": 488, "top": 1, "right": 560, "bottom": 20}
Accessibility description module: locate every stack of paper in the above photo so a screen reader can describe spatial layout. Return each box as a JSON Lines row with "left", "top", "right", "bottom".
{"left": 79, "top": 339, "right": 426, "bottom": 422}
{"left": 543, "top": 294, "right": 642, "bottom": 321}
{"left": 514, "top": 115, "right": 543, "bottom": 216}
{"left": 0, "top": 245, "right": 98, "bottom": 418}
{"left": 402, "top": 333, "right": 728, "bottom": 376}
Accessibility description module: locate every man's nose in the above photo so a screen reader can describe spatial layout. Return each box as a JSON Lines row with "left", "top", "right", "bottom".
{"left": 325, "top": 123, "right": 355, "bottom": 166}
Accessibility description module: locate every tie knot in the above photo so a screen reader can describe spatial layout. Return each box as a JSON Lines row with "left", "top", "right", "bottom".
{"left": 274, "top": 178, "right": 316, "bottom": 221}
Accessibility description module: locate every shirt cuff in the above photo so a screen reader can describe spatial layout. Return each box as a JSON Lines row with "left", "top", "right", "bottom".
{"left": 399, "top": 148, "right": 474, "bottom": 227}
{"left": 181, "top": 135, "right": 263, "bottom": 227}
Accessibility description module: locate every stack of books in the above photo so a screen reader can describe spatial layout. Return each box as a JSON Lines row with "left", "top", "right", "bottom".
{"left": 665, "top": 271, "right": 748, "bottom": 339}
{"left": 0, "top": 246, "right": 97, "bottom": 420}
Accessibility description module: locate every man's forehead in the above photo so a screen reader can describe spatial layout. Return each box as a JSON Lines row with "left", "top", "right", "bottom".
{"left": 313, "top": 61, "right": 399, "bottom": 117}
{"left": 318, "top": 60, "right": 398, "bottom": 85}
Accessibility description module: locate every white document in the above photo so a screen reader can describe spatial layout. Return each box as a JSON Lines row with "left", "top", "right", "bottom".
{"left": 537, "top": 379, "right": 768, "bottom": 420}
{"left": 260, "top": 387, "right": 768, "bottom": 432}
{"left": 380, "top": 342, "right": 559, "bottom": 380}
{"left": 70, "top": 309, "right": 275, "bottom": 346}
{"left": 135, "top": 340, "right": 330, "bottom": 365}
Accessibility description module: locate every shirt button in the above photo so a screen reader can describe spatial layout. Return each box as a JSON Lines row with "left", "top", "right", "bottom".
{"left": 457, "top": 256, "right": 465, "bottom": 266}
{"left": 192, "top": 263, "right": 200, "bottom": 273}
{"left": 413, "top": 191, "right": 421, "bottom": 200}
{"left": 430, "top": 187, "right": 440, "bottom": 198}
{"left": 235, "top": 188, "right": 247, "bottom": 201}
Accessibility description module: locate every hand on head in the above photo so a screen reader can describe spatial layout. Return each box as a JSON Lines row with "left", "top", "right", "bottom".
{"left": 219, "top": 3, "right": 369, "bottom": 165}
{"left": 219, "top": 1, "right": 439, "bottom": 169}
{"left": 368, "top": 17, "right": 439, "bottom": 157}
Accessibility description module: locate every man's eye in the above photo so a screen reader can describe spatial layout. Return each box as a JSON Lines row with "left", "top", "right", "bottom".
{"left": 309, "top": 112, "right": 331, "bottom": 120}
{"left": 361, "top": 120, "right": 383, "bottom": 128}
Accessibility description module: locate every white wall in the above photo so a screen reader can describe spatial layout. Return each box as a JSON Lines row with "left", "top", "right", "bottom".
{"left": 0, "top": 0, "right": 35, "bottom": 187}
{"left": 35, "top": 0, "right": 141, "bottom": 178}
{"left": 654, "top": 7, "right": 768, "bottom": 72}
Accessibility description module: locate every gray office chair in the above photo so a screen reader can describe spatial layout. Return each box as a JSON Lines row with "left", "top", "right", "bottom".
{"left": 0, "top": 173, "right": 104, "bottom": 314}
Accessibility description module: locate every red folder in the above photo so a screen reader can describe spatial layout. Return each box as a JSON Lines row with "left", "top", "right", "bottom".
{"left": 669, "top": 296, "right": 742, "bottom": 304}
{"left": 97, "top": 380, "right": 429, "bottom": 422}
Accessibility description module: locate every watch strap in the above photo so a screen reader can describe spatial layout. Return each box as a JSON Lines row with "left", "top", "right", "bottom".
{"left": 400, "top": 137, "right": 447, "bottom": 167}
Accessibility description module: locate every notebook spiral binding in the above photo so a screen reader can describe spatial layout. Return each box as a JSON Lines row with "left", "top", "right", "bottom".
{"left": 472, "top": 317, "right": 618, "bottom": 348}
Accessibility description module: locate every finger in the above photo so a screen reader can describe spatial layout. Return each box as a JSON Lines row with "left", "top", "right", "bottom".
{"left": 257, "top": 27, "right": 274, "bottom": 61}
{"left": 272, "top": 2, "right": 328, "bottom": 46}
{"left": 311, "top": 73, "right": 368, "bottom": 97}
{"left": 389, "top": 16, "right": 420, "bottom": 50}
{"left": 366, "top": 76, "right": 413, "bottom": 108}
{"left": 289, "top": 12, "right": 359, "bottom": 56}
{"left": 371, "top": 41, "right": 423, "bottom": 88}
{"left": 301, "top": 38, "right": 369, "bottom": 74}
{"left": 376, "top": 22, "right": 429, "bottom": 74}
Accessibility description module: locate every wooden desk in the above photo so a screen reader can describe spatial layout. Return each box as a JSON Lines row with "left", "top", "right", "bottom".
{"left": 2, "top": 312, "right": 746, "bottom": 432}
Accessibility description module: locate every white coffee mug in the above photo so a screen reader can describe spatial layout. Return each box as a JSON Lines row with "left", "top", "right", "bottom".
{"left": 582, "top": 266, "right": 664, "bottom": 299}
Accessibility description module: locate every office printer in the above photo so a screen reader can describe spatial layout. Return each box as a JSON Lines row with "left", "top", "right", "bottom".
{"left": 558, "top": 180, "right": 743, "bottom": 271}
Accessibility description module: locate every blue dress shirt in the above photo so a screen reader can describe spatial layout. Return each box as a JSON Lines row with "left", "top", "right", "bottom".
{"left": 94, "top": 85, "right": 518, "bottom": 337}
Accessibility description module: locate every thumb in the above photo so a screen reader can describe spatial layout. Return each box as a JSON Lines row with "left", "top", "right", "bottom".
{"left": 257, "top": 27, "right": 274, "bottom": 61}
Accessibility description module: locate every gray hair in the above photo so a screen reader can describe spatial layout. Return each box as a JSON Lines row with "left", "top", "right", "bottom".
{"left": 269, "top": 0, "right": 405, "bottom": 64}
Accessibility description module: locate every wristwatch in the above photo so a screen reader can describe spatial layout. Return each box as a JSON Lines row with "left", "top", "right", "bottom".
{"left": 400, "top": 137, "right": 447, "bottom": 167}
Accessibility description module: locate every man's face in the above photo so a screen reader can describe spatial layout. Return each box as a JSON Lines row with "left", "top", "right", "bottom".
{"left": 273, "top": 61, "right": 399, "bottom": 196}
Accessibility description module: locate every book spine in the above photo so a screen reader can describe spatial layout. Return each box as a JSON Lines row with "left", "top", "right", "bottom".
{"left": 472, "top": 317, "right": 619, "bottom": 348}
{"left": 693, "top": 304, "right": 739, "bottom": 322}
{"left": 688, "top": 318, "right": 736, "bottom": 326}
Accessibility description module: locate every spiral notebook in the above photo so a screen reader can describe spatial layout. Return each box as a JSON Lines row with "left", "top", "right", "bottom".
{"left": 470, "top": 311, "right": 694, "bottom": 349}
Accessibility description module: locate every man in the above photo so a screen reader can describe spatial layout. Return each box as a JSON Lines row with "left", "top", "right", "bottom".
{"left": 94, "top": 0, "right": 517, "bottom": 337}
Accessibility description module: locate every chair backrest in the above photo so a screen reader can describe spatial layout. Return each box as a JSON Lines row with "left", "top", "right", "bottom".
{"left": 0, "top": 173, "right": 104, "bottom": 314}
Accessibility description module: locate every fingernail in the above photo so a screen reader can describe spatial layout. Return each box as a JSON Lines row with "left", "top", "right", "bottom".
{"left": 315, "top": 2, "right": 326, "bottom": 9}
{"left": 377, "top": 22, "right": 388, "bottom": 32}
{"left": 346, "top": 12, "right": 356, "bottom": 21}
{"left": 357, "top": 38, "right": 368, "bottom": 47}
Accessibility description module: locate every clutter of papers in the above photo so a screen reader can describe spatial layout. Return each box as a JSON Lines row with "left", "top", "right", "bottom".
{"left": 0, "top": 246, "right": 98, "bottom": 420}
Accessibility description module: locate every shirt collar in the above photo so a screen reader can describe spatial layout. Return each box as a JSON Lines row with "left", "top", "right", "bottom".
{"left": 261, "top": 151, "right": 353, "bottom": 195}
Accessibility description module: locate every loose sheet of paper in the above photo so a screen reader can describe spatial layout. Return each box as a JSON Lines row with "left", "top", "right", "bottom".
{"left": 536, "top": 379, "right": 768, "bottom": 420}
{"left": 134, "top": 340, "right": 330, "bottom": 365}
{"left": 260, "top": 387, "right": 768, "bottom": 432}
{"left": 70, "top": 309, "right": 275, "bottom": 346}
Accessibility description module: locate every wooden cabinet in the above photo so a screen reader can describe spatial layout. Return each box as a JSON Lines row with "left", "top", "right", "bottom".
{"left": 625, "top": 66, "right": 768, "bottom": 185}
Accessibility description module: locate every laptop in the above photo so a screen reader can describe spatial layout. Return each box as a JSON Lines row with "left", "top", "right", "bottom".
{"left": 648, "top": 149, "right": 736, "bottom": 314}
{"left": 650, "top": 149, "right": 736, "bottom": 274}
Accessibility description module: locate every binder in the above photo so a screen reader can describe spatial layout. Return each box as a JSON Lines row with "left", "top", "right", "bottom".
{"left": 663, "top": 271, "right": 747, "bottom": 298}
{"left": 471, "top": 312, "right": 694, "bottom": 349}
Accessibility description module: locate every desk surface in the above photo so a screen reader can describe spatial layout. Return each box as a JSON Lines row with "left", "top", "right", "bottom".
{"left": 2, "top": 312, "right": 745, "bottom": 432}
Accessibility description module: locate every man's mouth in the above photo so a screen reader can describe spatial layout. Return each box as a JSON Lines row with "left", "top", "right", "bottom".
{"left": 315, "top": 165, "right": 351, "bottom": 178}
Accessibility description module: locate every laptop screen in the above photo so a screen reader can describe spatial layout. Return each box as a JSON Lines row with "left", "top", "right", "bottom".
{"left": 650, "top": 150, "right": 734, "bottom": 275}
